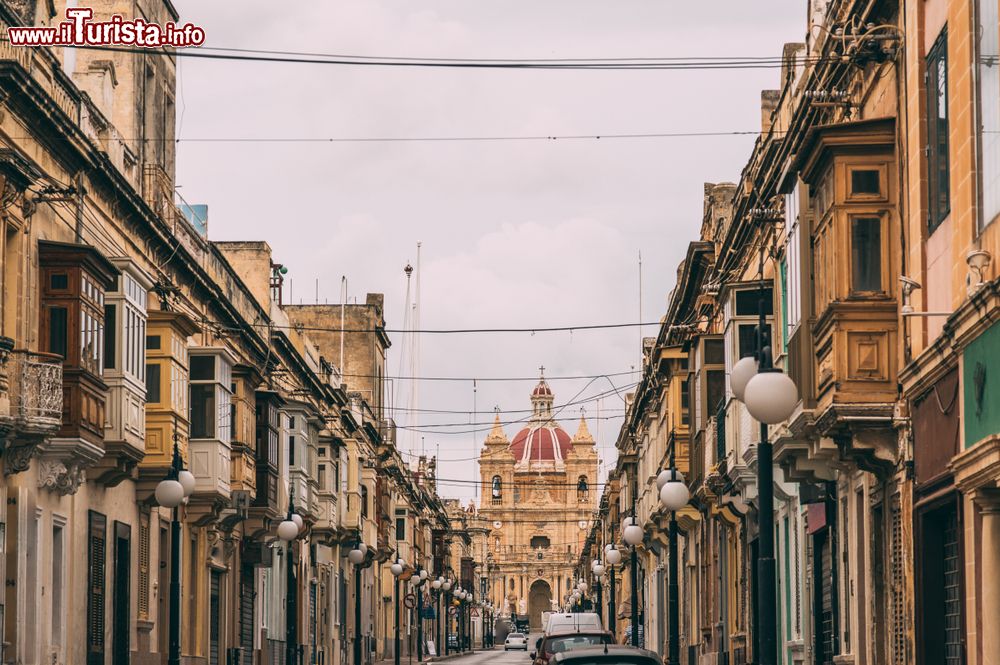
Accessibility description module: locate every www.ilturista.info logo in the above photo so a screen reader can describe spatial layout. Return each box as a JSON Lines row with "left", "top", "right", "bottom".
{"left": 7, "top": 7, "right": 205, "bottom": 48}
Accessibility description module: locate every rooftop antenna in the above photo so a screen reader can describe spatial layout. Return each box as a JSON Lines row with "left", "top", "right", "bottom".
{"left": 472, "top": 378, "right": 478, "bottom": 499}
{"left": 415, "top": 242, "right": 422, "bottom": 455}
{"left": 339, "top": 276, "right": 346, "bottom": 373}
{"left": 638, "top": 250, "right": 643, "bottom": 369}
{"left": 400, "top": 262, "right": 414, "bottom": 453}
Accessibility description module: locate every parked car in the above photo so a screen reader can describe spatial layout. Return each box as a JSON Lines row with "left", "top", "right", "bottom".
{"left": 531, "top": 631, "right": 614, "bottom": 665}
{"left": 550, "top": 645, "right": 661, "bottom": 665}
{"left": 505, "top": 632, "right": 529, "bottom": 651}
{"left": 544, "top": 613, "right": 603, "bottom": 635}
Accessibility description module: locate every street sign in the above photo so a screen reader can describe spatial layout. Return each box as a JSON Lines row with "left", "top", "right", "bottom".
{"left": 404, "top": 593, "right": 417, "bottom": 609}
{"left": 470, "top": 608, "right": 479, "bottom": 617}
{"left": 426, "top": 641, "right": 437, "bottom": 657}
{"left": 448, "top": 606, "right": 458, "bottom": 616}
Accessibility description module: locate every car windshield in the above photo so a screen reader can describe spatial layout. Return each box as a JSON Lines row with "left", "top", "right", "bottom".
{"left": 510, "top": 634, "right": 524, "bottom": 638}
{"left": 559, "top": 658, "right": 658, "bottom": 665}
{"left": 546, "top": 636, "right": 609, "bottom": 654}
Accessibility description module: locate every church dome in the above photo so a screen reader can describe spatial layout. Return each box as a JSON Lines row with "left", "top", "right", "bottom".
{"left": 510, "top": 424, "right": 572, "bottom": 463}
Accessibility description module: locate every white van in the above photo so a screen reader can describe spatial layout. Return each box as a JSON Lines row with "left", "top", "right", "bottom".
{"left": 544, "top": 613, "right": 603, "bottom": 635}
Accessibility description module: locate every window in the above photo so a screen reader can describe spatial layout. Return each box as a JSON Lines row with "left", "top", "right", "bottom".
{"left": 680, "top": 379, "right": 690, "bottom": 425}
{"left": 146, "top": 335, "right": 161, "bottom": 350}
{"left": 289, "top": 435, "right": 296, "bottom": 466}
{"left": 784, "top": 185, "right": 803, "bottom": 332}
{"left": 976, "top": 0, "right": 1000, "bottom": 229}
{"left": 707, "top": 370, "right": 726, "bottom": 414}
{"left": 738, "top": 323, "right": 771, "bottom": 359}
{"left": 146, "top": 364, "right": 161, "bottom": 403}
{"left": 927, "top": 30, "right": 951, "bottom": 232}
{"left": 48, "top": 306, "right": 68, "bottom": 359}
{"left": 530, "top": 536, "right": 551, "bottom": 549}
{"left": 188, "top": 352, "right": 233, "bottom": 442}
{"left": 577, "top": 476, "right": 589, "bottom": 502}
{"left": 851, "top": 217, "right": 883, "bottom": 292}
{"left": 850, "top": 169, "right": 881, "bottom": 196}
{"left": 395, "top": 513, "right": 406, "bottom": 541}
{"left": 52, "top": 520, "right": 65, "bottom": 646}
{"left": 735, "top": 287, "right": 773, "bottom": 316}
{"left": 491, "top": 476, "right": 502, "bottom": 499}
{"left": 50, "top": 273, "right": 68, "bottom": 290}
{"left": 87, "top": 511, "right": 107, "bottom": 665}
{"left": 361, "top": 485, "right": 368, "bottom": 518}
{"left": 704, "top": 339, "right": 725, "bottom": 365}
{"left": 104, "top": 304, "right": 116, "bottom": 370}
{"left": 318, "top": 464, "right": 327, "bottom": 490}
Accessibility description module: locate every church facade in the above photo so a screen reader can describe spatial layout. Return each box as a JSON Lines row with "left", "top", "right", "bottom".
{"left": 479, "top": 373, "right": 599, "bottom": 630}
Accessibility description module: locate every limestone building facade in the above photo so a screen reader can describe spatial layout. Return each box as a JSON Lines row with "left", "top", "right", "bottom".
{"left": 478, "top": 374, "right": 598, "bottom": 630}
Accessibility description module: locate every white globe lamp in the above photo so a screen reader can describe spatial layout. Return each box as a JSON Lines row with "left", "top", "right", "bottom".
{"left": 291, "top": 514, "right": 304, "bottom": 532}
{"left": 660, "top": 478, "right": 690, "bottom": 512}
{"left": 731, "top": 356, "right": 758, "bottom": 402}
{"left": 593, "top": 563, "right": 605, "bottom": 576}
{"left": 359, "top": 542, "right": 368, "bottom": 555}
{"left": 155, "top": 478, "right": 185, "bottom": 508}
{"left": 348, "top": 547, "right": 365, "bottom": 565}
{"left": 390, "top": 562, "right": 403, "bottom": 577}
{"left": 277, "top": 518, "right": 299, "bottom": 542}
{"left": 443, "top": 580, "right": 452, "bottom": 591}
{"left": 623, "top": 524, "right": 644, "bottom": 547}
{"left": 606, "top": 547, "right": 622, "bottom": 565}
{"left": 744, "top": 371, "right": 799, "bottom": 424}
{"left": 432, "top": 579, "right": 442, "bottom": 590}
{"left": 177, "top": 469, "right": 196, "bottom": 497}
{"left": 420, "top": 569, "right": 429, "bottom": 580}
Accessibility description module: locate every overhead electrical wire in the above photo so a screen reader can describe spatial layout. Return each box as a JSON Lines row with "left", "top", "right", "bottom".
{"left": 206, "top": 317, "right": 662, "bottom": 335}
{"left": 360, "top": 370, "right": 638, "bottom": 382}
{"left": 41, "top": 41, "right": 840, "bottom": 71}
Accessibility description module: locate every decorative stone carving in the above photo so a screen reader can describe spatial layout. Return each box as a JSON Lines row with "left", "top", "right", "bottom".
{"left": 3, "top": 439, "right": 36, "bottom": 474}
{"left": 38, "top": 458, "right": 86, "bottom": 495}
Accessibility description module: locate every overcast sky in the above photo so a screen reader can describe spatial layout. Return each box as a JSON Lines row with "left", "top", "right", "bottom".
{"left": 171, "top": 0, "right": 806, "bottom": 503}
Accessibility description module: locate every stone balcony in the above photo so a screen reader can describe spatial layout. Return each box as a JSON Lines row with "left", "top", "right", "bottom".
{"left": 2, "top": 348, "right": 64, "bottom": 474}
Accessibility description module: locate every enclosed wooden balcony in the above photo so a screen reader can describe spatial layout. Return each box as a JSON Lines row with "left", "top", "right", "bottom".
{"left": 794, "top": 117, "right": 900, "bottom": 470}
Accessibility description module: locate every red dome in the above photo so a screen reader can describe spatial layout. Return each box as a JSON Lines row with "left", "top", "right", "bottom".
{"left": 510, "top": 425, "right": 571, "bottom": 463}
{"left": 532, "top": 382, "right": 553, "bottom": 397}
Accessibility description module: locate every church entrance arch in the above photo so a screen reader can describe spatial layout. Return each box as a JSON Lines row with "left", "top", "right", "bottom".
{"left": 528, "top": 579, "right": 552, "bottom": 631}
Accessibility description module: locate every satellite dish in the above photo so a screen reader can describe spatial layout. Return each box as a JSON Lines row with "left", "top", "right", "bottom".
{"left": 493, "top": 520, "right": 503, "bottom": 529}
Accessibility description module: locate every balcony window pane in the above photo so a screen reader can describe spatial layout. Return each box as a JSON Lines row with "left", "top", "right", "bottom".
{"left": 851, "top": 218, "right": 882, "bottom": 292}
{"left": 190, "top": 355, "right": 215, "bottom": 381}
{"left": 976, "top": 0, "right": 1000, "bottom": 229}
{"left": 704, "top": 339, "right": 725, "bottom": 365}
{"left": 735, "top": 288, "right": 773, "bottom": 316}
{"left": 190, "top": 384, "right": 216, "bottom": 439}
{"left": 104, "top": 305, "right": 116, "bottom": 370}
{"left": 850, "top": 169, "right": 881, "bottom": 195}
{"left": 48, "top": 307, "right": 68, "bottom": 359}
{"left": 146, "top": 364, "right": 161, "bottom": 403}
{"left": 927, "top": 31, "right": 951, "bottom": 232}
{"left": 738, "top": 323, "right": 770, "bottom": 358}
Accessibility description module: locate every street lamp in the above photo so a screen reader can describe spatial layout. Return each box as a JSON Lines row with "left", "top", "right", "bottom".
{"left": 155, "top": 435, "right": 194, "bottom": 665}
{"left": 391, "top": 559, "right": 405, "bottom": 665}
{"left": 277, "top": 495, "right": 301, "bottom": 665}
{"left": 605, "top": 543, "right": 621, "bottom": 639}
{"left": 729, "top": 272, "right": 800, "bottom": 665}
{"left": 414, "top": 568, "right": 427, "bottom": 662}
{"left": 659, "top": 454, "right": 690, "bottom": 665}
{"left": 442, "top": 576, "right": 453, "bottom": 655}
{"left": 348, "top": 542, "right": 367, "bottom": 665}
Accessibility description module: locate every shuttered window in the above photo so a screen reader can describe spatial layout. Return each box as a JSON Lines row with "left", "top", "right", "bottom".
{"left": 87, "top": 511, "right": 108, "bottom": 665}
{"left": 138, "top": 514, "right": 150, "bottom": 619}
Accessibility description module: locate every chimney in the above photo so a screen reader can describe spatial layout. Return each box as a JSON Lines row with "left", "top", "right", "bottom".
{"left": 761, "top": 90, "right": 781, "bottom": 134}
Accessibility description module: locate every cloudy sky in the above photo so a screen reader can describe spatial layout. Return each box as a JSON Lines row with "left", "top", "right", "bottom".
{"left": 171, "top": 0, "right": 806, "bottom": 502}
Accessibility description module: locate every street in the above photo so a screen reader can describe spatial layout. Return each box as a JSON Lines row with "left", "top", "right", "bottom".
{"left": 440, "top": 639, "right": 541, "bottom": 665}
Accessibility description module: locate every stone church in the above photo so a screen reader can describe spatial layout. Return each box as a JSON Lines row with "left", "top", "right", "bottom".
{"left": 479, "top": 372, "right": 598, "bottom": 630}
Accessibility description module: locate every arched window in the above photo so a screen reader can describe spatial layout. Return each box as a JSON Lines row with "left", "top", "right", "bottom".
{"left": 577, "top": 476, "right": 589, "bottom": 502}
{"left": 491, "top": 475, "right": 502, "bottom": 502}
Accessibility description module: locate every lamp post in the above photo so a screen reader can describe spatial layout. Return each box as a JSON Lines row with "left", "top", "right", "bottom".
{"left": 391, "top": 559, "right": 405, "bottom": 665}
{"left": 442, "top": 577, "right": 452, "bottom": 655}
{"left": 432, "top": 577, "right": 443, "bottom": 656}
{"left": 606, "top": 542, "right": 621, "bottom": 639}
{"left": 730, "top": 264, "right": 800, "bottom": 665}
{"left": 155, "top": 435, "right": 195, "bottom": 665}
{"left": 591, "top": 561, "right": 605, "bottom": 627}
{"left": 278, "top": 496, "right": 301, "bottom": 665}
{"left": 623, "top": 512, "right": 643, "bottom": 647}
{"left": 658, "top": 449, "right": 691, "bottom": 665}
{"left": 416, "top": 568, "right": 428, "bottom": 661}
{"left": 348, "top": 543, "right": 368, "bottom": 665}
